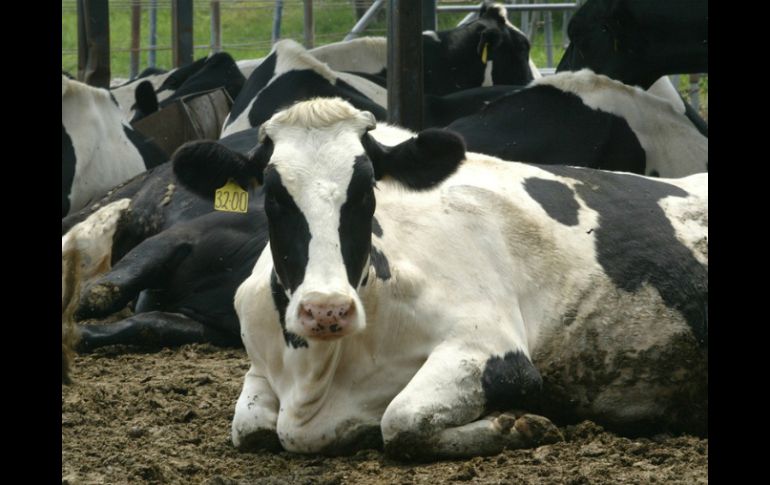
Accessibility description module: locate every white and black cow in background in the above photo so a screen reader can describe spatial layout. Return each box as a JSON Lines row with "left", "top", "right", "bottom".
{"left": 110, "top": 52, "right": 245, "bottom": 122}
{"left": 446, "top": 70, "right": 707, "bottom": 178}
{"left": 62, "top": 75, "right": 167, "bottom": 217}
{"left": 174, "top": 98, "right": 707, "bottom": 459}
{"left": 556, "top": 0, "right": 708, "bottom": 136}
{"left": 221, "top": 39, "right": 388, "bottom": 137}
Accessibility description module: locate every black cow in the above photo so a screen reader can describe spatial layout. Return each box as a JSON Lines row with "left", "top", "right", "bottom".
{"left": 557, "top": 0, "right": 707, "bottom": 89}
{"left": 63, "top": 129, "right": 268, "bottom": 352}
{"left": 446, "top": 70, "right": 707, "bottom": 178}
{"left": 423, "top": 1, "right": 534, "bottom": 95}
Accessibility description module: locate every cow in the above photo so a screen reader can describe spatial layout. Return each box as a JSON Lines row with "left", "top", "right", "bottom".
{"left": 62, "top": 75, "right": 167, "bottom": 217}
{"left": 221, "top": 39, "right": 388, "bottom": 138}
{"left": 111, "top": 52, "right": 245, "bottom": 123}
{"left": 445, "top": 69, "right": 707, "bottom": 178}
{"left": 173, "top": 97, "right": 707, "bottom": 459}
{"left": 556, "top": 0, "right": 708, "bottom": 90}
{"left": 63, "top": 129, "right": 268, "bottom": 353}
{"left": 237, "top": 36, "right": 389, "bottom": 80}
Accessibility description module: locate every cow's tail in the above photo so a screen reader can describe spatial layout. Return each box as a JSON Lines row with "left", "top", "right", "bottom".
{"left": 61, "top": 248, "right": 82, "bottom": 384}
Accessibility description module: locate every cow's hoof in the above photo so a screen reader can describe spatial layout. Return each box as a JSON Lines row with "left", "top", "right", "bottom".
{"left": 512, "top": 413, "right": 564, "bottom": 446}
{"left": 234, "top": 428, "right": 283, "bottom": 453}
{"left": 75, "top": 282, "right": 121, "bottom": 319}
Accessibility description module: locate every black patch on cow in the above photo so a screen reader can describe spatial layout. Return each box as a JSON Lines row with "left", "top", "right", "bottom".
{"left": 369, "top": 246, "right": 391, "bottom": 281}
{"left": 123, "top": 125, "right": 168, "bottom": 170}
{"left": 227, "top": 51, "right": 277, "bottom": 128}
{"left": 219, "top": 126, "right": 261, "bottom": 156}
{"left": 524, "top": 178, "right": 580, "bottom": 226}
{"left": 61, "top": 124, "right": 76, "bottom": 217}
{"left": 446, "top": 85, "right": 646, "bottom": 174}
{"left": 361, "top": 129, "right": 465, "bottom": 190}
{"left": 159, "top": 52, "right": 245, "bottom": 110}
{"left": 535, "top": 165, "right": 708, "bottom": 346}
{"left": 264, "top": 168, "right": 311, "bottom": 293}
{"left": 158, "top": 55, "right": 207, "bottom": 92}
{"left": 371, "top": 216, "right": 383, "bottom": 237}
{"left": 246, "top": 70, "right": 387, "bottom": 130}
{"left": 271, "top": 271, "right": 308, "bottom": 349}
{"left": 482, "top": 350, "right": 543, "bottom": 412}
{"left": 339, "top": 156, "right": 376, "bottom": 288}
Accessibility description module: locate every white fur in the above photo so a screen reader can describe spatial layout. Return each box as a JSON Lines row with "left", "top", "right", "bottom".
{"left": 535, "top": 69, "right": 707, "bottom": 177}
{"left": 110, "top": 70, "right": 175, "bottom": 118}
{"left": 62, "top": 76, "right": 148, "bottom": 215}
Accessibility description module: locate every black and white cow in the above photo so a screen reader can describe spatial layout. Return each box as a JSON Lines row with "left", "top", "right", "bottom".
{"left": 446, "top": 70, "right": 707, "bottom": 178}
{"left": 174, "top": 98, "right": 707, "bottom": 458}
{"left": 221, "top": 39, "right": 388, "bottom": 137}
{"left": 556, "top": 0, "right": 707, "bottom": 90}
{"left": 62, "top": 75, "right": 167, "bottom": 217}
{"left": 112, "top": 52, "right": 245, "bottom": 122}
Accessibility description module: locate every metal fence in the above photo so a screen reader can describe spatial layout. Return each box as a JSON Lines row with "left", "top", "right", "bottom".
{"left": 61, "top": 0, "right": 706, "bottom": 118}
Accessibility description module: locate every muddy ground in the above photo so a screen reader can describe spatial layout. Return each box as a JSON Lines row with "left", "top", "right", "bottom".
{"left": 62, "top": 344, "right": 707, "bottom": 484}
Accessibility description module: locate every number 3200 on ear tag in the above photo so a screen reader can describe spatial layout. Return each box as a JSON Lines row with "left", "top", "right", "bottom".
{"left": 214, "top": 179, "right": 248, "bottom": 213}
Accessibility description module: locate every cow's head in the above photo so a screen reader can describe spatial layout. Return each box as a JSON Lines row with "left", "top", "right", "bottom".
{"left": 173, "top": 98, "right": 465, "bottom": 341}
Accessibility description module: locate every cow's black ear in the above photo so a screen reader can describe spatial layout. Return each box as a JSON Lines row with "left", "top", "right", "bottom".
{"left": 172, "top": 140, "right": 266, "bottom": 198}
{"left": 133, "top": 80, "right": 158, "bottom": 119}
{"left": 361, "top": 129, "right": 466, "bottom": 190}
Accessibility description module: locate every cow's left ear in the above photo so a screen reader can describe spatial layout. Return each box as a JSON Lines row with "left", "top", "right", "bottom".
{"left": 361, "top": 129, "right": 466, "bottom": 190}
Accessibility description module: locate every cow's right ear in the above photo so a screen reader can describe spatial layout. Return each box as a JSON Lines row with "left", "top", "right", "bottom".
{"left": 172, "top": 139, "right": 273, "bottom": 198}
{"left": 133, "top": 80, "right": 158, "bottom": 118}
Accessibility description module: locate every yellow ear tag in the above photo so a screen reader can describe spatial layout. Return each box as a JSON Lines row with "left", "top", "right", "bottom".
{"left": 214, "top": 178, "right": 248, "bottom": 213}
{"left": 481, "top": 43, "right": 489, "bottom": 64}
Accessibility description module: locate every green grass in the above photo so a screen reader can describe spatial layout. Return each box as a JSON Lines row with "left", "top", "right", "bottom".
{"left": 61, "top": 0, "right": 706, "bottom": 119}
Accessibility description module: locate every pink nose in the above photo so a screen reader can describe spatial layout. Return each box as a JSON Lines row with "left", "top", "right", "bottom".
{"left": 298, "top": 299, "right": 355, "bottom": 338}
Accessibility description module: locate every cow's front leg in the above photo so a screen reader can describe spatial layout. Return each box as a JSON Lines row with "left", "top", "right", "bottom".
{"left": 232, "top": 364, "right": 282, "bottom": 452}
{"left": 381, "top": 344, "right": 562, "bottom": 460}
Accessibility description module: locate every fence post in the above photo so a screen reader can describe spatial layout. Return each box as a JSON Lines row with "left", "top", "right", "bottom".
{"left": 345, "top": 0, "right": 385, "bottom": 40}
{"left": 387, "top": 0, "right": 423, "bottom": 131}
{"left": 172, "top": 0, "right": 194, "bottom": 67}
{"left": 544, "top": 10, "right": 553, "bottom": 67}
{"left": 562, "top": 10, "right": 571, "bottom": 48}
{"left": 303, "top": 0, "right": 314, "bottom": 48}
{"left": 211, "top": 1, "right": 221, "bottom": 54}
{"left": 272, "top": 0, "right": 284, "bottom": 44}
{"left": 422, "top": 0, "right": 437, "bottom": 31}
{"left": 689, "top": 74, "right": 700, "bottom": 112}
{"left": 77, "top": 0, "right": 111, "bottom": 87}
{"left": 149, "top": 0, "right": 157, "bottom": 67}
{"left": 130, "top": 0, "right": 141, "bottom": 79}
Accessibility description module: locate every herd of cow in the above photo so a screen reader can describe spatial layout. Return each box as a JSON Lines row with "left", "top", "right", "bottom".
{"left": 62, "top": 0, "right": 708, "bottom": 459}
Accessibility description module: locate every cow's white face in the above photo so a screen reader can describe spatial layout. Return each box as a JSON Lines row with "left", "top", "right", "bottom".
{"left": 261, "top": 102, "right": 378, "bottom": 341}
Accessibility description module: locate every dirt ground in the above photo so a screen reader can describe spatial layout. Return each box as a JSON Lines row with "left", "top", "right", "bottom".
{"left": 62, "top": 344, "right": 707, "bottom": 484}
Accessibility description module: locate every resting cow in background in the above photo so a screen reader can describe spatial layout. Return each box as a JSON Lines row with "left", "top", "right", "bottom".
{"left": 446, "top": 70, "right": 707, "bottom": 178}
{"left": 173, "top": 98, "right": 707, "bottom": 459}
{"left": 63, "top": 129, "right": 267, "bottom": 353}
{"left": 62, "top": 75, "right": 167, "bottom": 217}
